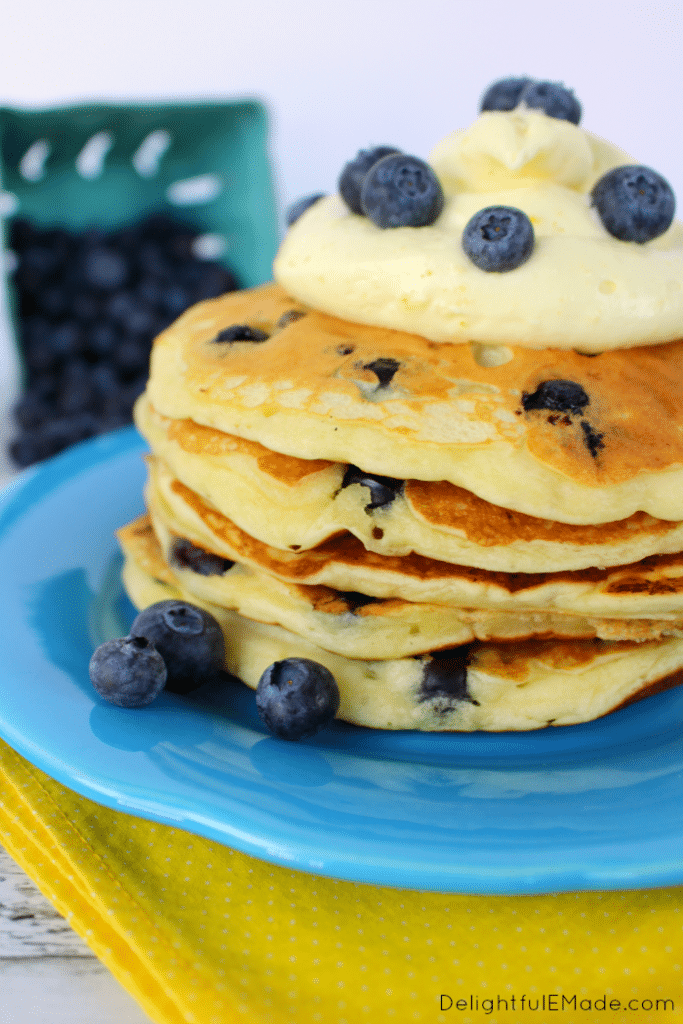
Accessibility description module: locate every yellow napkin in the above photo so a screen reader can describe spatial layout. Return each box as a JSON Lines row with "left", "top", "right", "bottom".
{"left": 1, "top": 735, "right": 682, "bottom": 1024}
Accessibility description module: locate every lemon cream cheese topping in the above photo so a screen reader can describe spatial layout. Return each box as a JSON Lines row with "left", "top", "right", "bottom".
{"left": 273, "top": 111, "right": 683, "bottom": 352}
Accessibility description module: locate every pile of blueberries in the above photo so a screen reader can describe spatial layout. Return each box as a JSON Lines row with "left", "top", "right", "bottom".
{"left": 8, "top": 214, "right": 239, "bottom": 468}
{"left": 90, "top": 599, "right": 340, "bottom": 741}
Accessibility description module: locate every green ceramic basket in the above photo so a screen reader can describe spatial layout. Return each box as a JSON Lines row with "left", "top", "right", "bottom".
{"left": 0, "top": 97, "right": 280, "bottom": 357}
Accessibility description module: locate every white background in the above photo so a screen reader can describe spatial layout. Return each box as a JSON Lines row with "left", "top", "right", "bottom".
{"left": 1, "top": 0, "right": 681, "bottom": 215}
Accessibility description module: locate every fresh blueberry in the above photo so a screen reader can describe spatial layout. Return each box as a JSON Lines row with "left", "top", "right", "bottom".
{"left": 519, "top": 80, "right": 581, "bottom": 125}
{"left": 480, "top": 77, "right": 534, "bottom": 112}
{"left": 591, "top": 165, "right": 675, "bottom": 243}
{"left": 50, "top": 321, "right": 83, "bottom": 360}
{"left": 341, "top": 465, "right": 402, "bottom": 510}
{"left": 113, "top": 337, "right": 151, "bottom": 378}
{"left": 339, "top": 146, "right": 402, "bottom": 215}
{"left": 71, "top": 291, "right": 101, "bottom": 323}
{"left": 361, "top": 154, "right": 444, "bottom": 229}
{"left": 129, "top": 600, "right": 225, "bottom": 694}
{"left": 89, "top": 635, "right": 167, "bottom": 708}
{"left": 211, "top": 324, "right": 269, "bottom": 343}
{"left": 160, "top": 284, "right": 190, "bottom": 318}
{"left": 286, "top": 193, "right": 326, "bottom": 227}
{"left": 82, "top": 246, "right": 129, "bottom": 291}
{"left": 462, "top": 206, "right": 534, "bottom": 272}
{"left": 56, "top": 358, "right": 96, "bottom": 414}
{"left": 256, "top": 658, "right": 340, "bottom": 741}
{"left": 522, "top": 379, "right": 590, "bottom": 415}
{"left": 37, "top": 285, "right": 69, "bottom": 319}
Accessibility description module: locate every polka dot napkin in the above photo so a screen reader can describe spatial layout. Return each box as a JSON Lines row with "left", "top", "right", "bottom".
{"left": 1, "top": 735, "right": 682, "bottom": 1024}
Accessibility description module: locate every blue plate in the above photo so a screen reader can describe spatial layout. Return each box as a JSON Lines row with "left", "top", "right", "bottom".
{"left": 1, "top": 426, "right": 683, "bottom": 894}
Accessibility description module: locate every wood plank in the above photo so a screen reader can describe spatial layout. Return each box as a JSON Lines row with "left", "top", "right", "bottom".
{"left": 0, "top": 846, "right": 94, "bottom": 959}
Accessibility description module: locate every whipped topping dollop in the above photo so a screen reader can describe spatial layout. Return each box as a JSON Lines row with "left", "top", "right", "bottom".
{"left": 274, "top": 111, "right": 683, "bottom": 351}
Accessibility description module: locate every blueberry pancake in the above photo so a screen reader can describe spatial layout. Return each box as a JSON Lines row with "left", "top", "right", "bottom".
{"left": 118, "top": 517, "right": 683, "bottom": 732}
{"left": 144, "top": 456, "right": 683, "bottom": 625}
{"left": 136, "top": 395, "right": 683, "bottom": 574}
{"left": 144, "top": 282, "right": 683, "bottom": 529}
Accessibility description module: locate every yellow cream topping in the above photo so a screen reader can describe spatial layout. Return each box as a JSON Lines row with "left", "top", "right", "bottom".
{"left": 274, "top": 111, "right": 683, "bottom": 351}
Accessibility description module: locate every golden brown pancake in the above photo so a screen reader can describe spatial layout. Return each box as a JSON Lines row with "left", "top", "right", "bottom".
{"left": 118, "top": 517, "right": 683, "bottom": 732}
{"left": 143, "top": 456, "right": 683, "bottom": 624}
{"left": 136, "top": 395, "right": 683, "bottom": 573}
{"left": 145, "top": 283, "right": 683, "bottom": 525}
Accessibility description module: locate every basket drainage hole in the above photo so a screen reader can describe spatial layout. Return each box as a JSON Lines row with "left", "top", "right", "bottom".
{"left": 19, "top": 140, "right": 51, "bottom": 181}
{"left": 166, "top": 174, "right": 222, "bottom": 206}
{"left": 132, "top": 130, "right": 172, "bottom": 177}
{"left": 76, "top": 132, "right": 114, "bottom": 179}
{"left": 192, "top": 233, "right": 227, "bottom": 260}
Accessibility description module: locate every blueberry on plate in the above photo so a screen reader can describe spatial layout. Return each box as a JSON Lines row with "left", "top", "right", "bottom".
{"left": 462, "top": 206, "right": 534, "bottom": 272}
{"left": 286, "top": 193, "right": 326, "bottom": 227}
{"left": 130, "top": 600, "right": 225, "bottom": 694}
{"left": 361, "top": 154, "right": 444, "bottom": 229}
{"left": 591, "top": 165, "right": 675, "bottom": 243}
{"left": 480, "top": 76, "right": 534, "bottom": 112}
{"left": 519, "top": 80, "right": 581, "bottom": 125}
{"left": 256, "top": 658, "right": 340, "bottom": 741}
{"left": 339, "top": 146, "right": 402, "bottom": 215}
{"left": 89, "top": 636, "right": 167, "bottom": 708}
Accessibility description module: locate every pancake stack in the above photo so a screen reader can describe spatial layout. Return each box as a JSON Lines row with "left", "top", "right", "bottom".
{"left": 119, "top": 88, "right": 683, "bottom": 731}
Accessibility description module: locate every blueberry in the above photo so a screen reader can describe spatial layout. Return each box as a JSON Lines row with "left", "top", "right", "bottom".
{"left": 86, "top": 323, "right": 119, "bottom": 359}
{"left": 480, "top": 77, "right": 534, "bottom": 112}
{"left": 341, "top": 465, "right": 402, "bottom": 510}
{"left": 276, "top": 310, "right": 307, "bottom": 330}
{"left": 339, "top": 146, "right": 402, "bottom": 215}
{"left": 50, "top": 321, "right": 83, "bottom": 360}
{"left": 82, "top": 246, "right": 129, "bottom": 291}
{"left": 13, "top": 390, "right": 52, "bottom": 431}
{"left": 89, "top": 635, "right": 167, "bottom": 708}
{"left": 419, "top": 647, "right": 476, "bottom": 711}
{"left": 37, "top": 285, "right": 69, "bottom": 319}
{"left": 519, "top": 80, "right": 581, "bottom": 125}
{"left": 189, "top": 264, "right": 239, "bottom": 302}
{"left": 71, "top": 291, "right": 101, "bottom": 323}
{"left": 286, "top": 193, "right": 326, "bottom": 227}
{"left": 256, "top": 658, "right": 340, "bottom": 740}
{"left": 362, "top": 357, "right": 400, "bottom": 387}
{"left": 580, "top": 420, "right": 605, "bottom": 458}
{"left": 129, "top": 600, "right": 225, "bottom": 694}
{"left": 361, "top": 154, "right": 444, "bottom": 229}
{"left": 522, "top": 379, "right": 589, "bottom": 415}
{"left": 337, "top": 591, "right": 379, "bottom": 612}
{"left": 114, "top": 337, "right": 151, "bottom": 378}
{"left": 462, "top": 206, "right": 534, "bottom": 272}
{"left": 171, "top": 538, "right": 235, "bottom": 576}
{"left": 211, "top": 324, "right": 269, "bottom": 343}
{"left": 591, "top": 165, "right": 675, "bottom": 244}
{"left": 57, "top": 358, "right": 96, "bottom": 414}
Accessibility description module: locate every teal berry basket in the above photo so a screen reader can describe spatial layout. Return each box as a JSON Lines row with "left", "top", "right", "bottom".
{"left": 0, "top": 97, "right": 280, "bottom": 342}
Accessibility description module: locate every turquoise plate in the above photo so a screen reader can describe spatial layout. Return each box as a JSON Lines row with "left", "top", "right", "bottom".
{"left": 1, "top": 426, "right": 683, "bottom": 894}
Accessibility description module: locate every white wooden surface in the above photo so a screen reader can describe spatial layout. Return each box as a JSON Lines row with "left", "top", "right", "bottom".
{"left": 0, "top": 844, "right": 153, "bottom": 1024}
